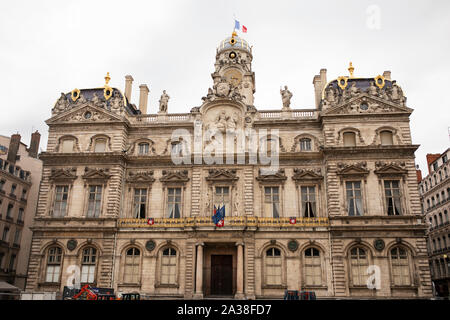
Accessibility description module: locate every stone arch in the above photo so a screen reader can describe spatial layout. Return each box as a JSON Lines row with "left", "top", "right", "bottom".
{"left": 87, "top": 134, "right": 112, "bottom": 152}
{"left": 336, "top": 127, "right": 365, "bottom": 146}
{"left": 56, "top": 134, "right": 81, "bottom": 153}
{"left": 371, "top": 126, "right": 402, "bottom": 145}
{"left": 291, "top": 133, "right": 321, "bottom": 152}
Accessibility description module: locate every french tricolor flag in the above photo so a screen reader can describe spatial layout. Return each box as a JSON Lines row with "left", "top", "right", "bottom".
{"left": 234, "top": 19, "right": 247, "bottom": 33}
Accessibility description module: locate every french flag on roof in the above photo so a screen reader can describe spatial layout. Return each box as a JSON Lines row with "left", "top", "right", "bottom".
{"left": 234, "top": 19, "right": 247, "bottom": 33}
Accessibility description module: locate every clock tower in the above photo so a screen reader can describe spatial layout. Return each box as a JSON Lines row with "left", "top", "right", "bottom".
{"left": 213, "top": 31, "right": 255, "bottom": 106}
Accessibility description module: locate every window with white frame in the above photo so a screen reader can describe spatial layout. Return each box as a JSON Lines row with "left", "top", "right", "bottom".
{"left": 161, "top": 248, "right": 177, "bottom": 285}
{"left": 264, "top": 187, "right": 280, "bottom": 218}
{"left": 45, "top": 246, "right": 63, "bottom": 283}
{"left": 53, "top": 186, "right": 69, "bottom": 217}
{"left": 214, "top": 186, "right": 230, "bottom": 215}
{"left": 138, "top": 143, "right": 149, "bottom": 155}
{"left": 123, "top": 247, "right": 140, "bottom": 284}
{"left": 300, "top": 138, "right": 312, "bottom": 151}
{"left": 167, "top": 188, "right": 181, "bottom": 218}
{"left": 133, "top": 188, "right": 147, "bottom": 219}
{"left": 390, "top": 247, "right": 411, "bottom": 286}
{"left": 87, "top": 185, "right": 102, "bottom": 217}
{"left": 346, "top": 181, "right": 363, "bottom": 216}
{"left": 265, "top": 247, "right": 282, "bottom": 285}
{"left": 384, "top": 180, "right": 402, "bottom": 215}
{"left": 301, "top": 186, "right": 316, "bottom": 217}
{"left": 81, "top": 247, "right": 97, "bottom": 284}
{"left": 350, "top": 247, "right": 369, "bottom": 286}
{"left": 304, "top": 247, "right": 322, "bottom": 286}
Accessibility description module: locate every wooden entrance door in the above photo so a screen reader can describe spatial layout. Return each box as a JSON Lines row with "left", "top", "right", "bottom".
{"left": 210, "top": 255, "right": 233, "bottom": 295}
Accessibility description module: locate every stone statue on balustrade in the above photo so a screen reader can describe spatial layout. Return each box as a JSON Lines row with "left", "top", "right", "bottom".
{"left": 159, "top": 90, "right": 170, "bottom": 113}
{"left": 280, "top": 85, "right": 293, "bottom": 110}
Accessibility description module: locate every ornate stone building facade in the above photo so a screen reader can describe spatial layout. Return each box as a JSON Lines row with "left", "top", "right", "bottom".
{"left": 418, "top": 149, "right": 450, "bottom": 297}
{"left": 25, "top": 32, "right": 432, "bottom": 299}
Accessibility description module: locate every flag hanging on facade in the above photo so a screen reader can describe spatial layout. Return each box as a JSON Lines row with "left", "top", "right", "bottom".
{"left": 147, "top": 218, "right": 154, "bottom": 225}
{"left": 289, "top": 217, "right": 297, "bottom": 225}
{"left": 212, "top": 205, "right": 225, "bottom": 227}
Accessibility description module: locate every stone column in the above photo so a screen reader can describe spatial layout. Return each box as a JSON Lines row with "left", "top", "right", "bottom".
{"left": 235, "top": 242, "right": 245, "bottom": 299}
{"left": 194, "top": 243, "right": 204, "bottom": 299}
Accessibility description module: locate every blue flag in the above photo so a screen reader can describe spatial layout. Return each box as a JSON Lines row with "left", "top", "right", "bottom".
{"left": 212, "top": 205, "right": 225, "bottom": 225}
{"left": 234, "top": 19, "right": 240, "bottom": 30}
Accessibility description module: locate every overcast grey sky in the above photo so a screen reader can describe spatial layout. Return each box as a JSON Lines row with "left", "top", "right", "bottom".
{"left": 0, "top": 0, "right": 449, "bottom": 174}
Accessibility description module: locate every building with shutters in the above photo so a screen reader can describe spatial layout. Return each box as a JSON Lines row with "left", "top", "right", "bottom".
{"left": 24, "top": 32, "right": 432, "bottom": 299}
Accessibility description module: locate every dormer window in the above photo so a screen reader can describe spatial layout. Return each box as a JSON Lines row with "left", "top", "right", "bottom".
{"left": 94, "top": 139, "right": 106, "bottom": 152}
{"left": 380, "top": 130, "right": 393, "bottom": 146}
{"left": 343, "top": 132, "right": 356, "bottom": 147}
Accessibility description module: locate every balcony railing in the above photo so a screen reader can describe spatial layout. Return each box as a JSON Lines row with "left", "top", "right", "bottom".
{"left": 117, "top": 216, "right": 329, "bottom": 228}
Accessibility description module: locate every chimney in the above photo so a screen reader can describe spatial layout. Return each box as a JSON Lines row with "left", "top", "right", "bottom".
{"left": 28, "top": 130, "right": 41, "bottom": 158}
{"left": 383, "top": 71, "right": 391, "bottom": 81}
{"left": 313, "top": 74, "right": 322, "bottom": 109}
{"left": 124, "top": 75, "right": 134, "bottom": 103}
{"left": 319, "top": 69, "right": 327, "bottom": 88}
{"left": 416, "top": 169, "right": 422, "bottom": 183}
{"left": 139, "top": 84, "right": 149, "bottom": 114}
{"left": 7, "top": 133, "right": 21, "bottom": 163}
{"left": 426, "top": 153, "right": 441, "bottom": 174}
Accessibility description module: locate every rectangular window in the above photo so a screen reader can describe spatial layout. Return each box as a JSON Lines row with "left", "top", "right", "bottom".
{"left": 13, "top": 229, "right": 21, "bottom": 245}
{"left": 133, "top": 188, "right": 147, "bottom": 219}
{"left": 0, "top": 253, "right": 4, "bottom": 269}
{"left": 138, "top": 143, "right": 149, "bottom": 155}
{"left": 10, "top": 184, "right": 16, "bottom": 195}
{"left": 21, "top": 189, "right": 27, "bottom": 200}
{"left": 9, "top": 254, "right": 16, "bottom": 271}
{"left": 264, "top": 187, "right": 280, "bottom": 218}
{"left": 94, "top": 139, "right": 106, "bottom": 152}
{"left": 0, "top": 180, "right": 5, "bottom": 191}
{"left": 45, "top": 265, "right": 61, "bottom": 283}
{"left": 301, "top": 186, "right": 316, "bottom": 217}
{"left": 384, "top": 180, "right": 402, "bottom": 215}
{"left": 62, "top": 140, "right": 74, "bottom": 153}
{"left": 2, "top": 227, "right": 9, "bottom": 242}
{"left": 346, "top": 181, "right": 363, "bottom": 216}
{"left": 6, "top": 204, "right": 13, "bottom": 218}
{"left": 17, "top": 208, "right": 24, "bottom": 222}
{"left": 81, "top": 265, "right": 96, "bottom": 283}
{"left": 53, "top": 186, "right": 69, "bottom": 217}
{"left": 87, "top": 186, "right": 103, "bottom": 217}
{"left": 214, "top": 186, "right": 230, "bottom": 216}
{"left": 167, "top": 188, "right": 181, "bottom": 218}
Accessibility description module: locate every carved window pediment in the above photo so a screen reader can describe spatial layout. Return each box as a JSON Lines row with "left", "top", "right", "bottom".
{"left": 82, "top": 167, "right": 111, "bottom": 183}
{"left": 160, "top": 170, "right": 190, "bottom": 184}
{"left": 336, "top": 162, "right": 370, "bottom": 177}
{"left": 374, "top": 162, "right": 407, "bottom": 176}
{"left": 126, "top": 171, "right": 155, "bottom": 185}
{"left": 324, "top": 95, "right": 412, "bottom": 116}
{"left": 206, "top": 169, "right": 238, "bottom": 184}
{"left": 256, "top": 169, "right": 287, "bottom": 184}
{"left": 292, "top": 168, "right": 323, "bottom": 182}
{"left": 49, "top": 168, "right": 77, "bottom": 183}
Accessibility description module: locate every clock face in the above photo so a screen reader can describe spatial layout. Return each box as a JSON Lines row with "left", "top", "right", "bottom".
{"left": 224, "top": 69, "right": 242, "bottom": 87}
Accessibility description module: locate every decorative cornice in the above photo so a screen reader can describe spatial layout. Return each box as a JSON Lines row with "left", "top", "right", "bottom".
{"left": 206, "top": 169, "right": 239, "bottom": 183}
{"left": 49, "top": 168, "right": 78, "bottom": 182}
{"left": 256, "top": 168, "right": 287, "bottom": 183}
{"left": 374, "top": 161, "right": 408, "bottom": 176}
{"left": 82, "top": 167, "right": 111, "bottom": 182}
{"left": 292, "top": 168, "right": 323, "bottom": 182}
{"left": 159, "top": 170, "right": 190, "bottom": 184}
{"left": 336, "top": 162, "right": 370, "bottom": 177}
{"left": 126, "top": 171, "right": 155, "bottom": 184}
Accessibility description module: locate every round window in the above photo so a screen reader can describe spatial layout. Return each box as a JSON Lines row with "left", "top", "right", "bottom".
{"left": 84, "top": 111, "right": 92, "bottom": 119}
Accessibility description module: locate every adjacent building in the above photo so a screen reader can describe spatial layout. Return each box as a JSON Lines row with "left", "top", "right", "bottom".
{"left": 0, "top": 132, "right": 42, "bottom": 296}
{"left": 418, "top": 149, "right": 450, "bottom": 297}
{"left": 24, "top": 32, "right": 432, "bottom": 299}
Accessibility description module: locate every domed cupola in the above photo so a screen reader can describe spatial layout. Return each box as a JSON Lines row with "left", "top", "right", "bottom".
{"left": 217, "top": 31, "right": 251, "bottom": 55}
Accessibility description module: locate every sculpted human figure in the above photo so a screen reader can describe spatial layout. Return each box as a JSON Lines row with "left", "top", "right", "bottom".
{"left": 159, "top": 90, "right": 170, "bottom": 113}
{"left": 91, "top": 93, "right": 104, "bottom": 108}
{"left": 110, "top": 91, "right": 123, "bottom": 112}
{"left": 280, "top": 85, "right": 293, "bottom": 109}
{"left": 215, "top": 111, "right": 228, "bottom": 132}
{"left": 368, "top": 81, "right": 378, "bottom": 96}
{"left": 325, "top": 86, "right": 335, "bottom": 103}
{"left": 55, "top": 92, "right": 69, "bottom": 112}
{"left": 349, "top": 82, "right": 361, "bottom": 97}
{"left": 78, "top": 93, "right": 87, "bottom": 104}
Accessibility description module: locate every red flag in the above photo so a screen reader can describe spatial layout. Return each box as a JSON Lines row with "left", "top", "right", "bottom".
{"left": 216, "top": 219, "right": 224, "bottom": 227}
{"left": 289, "top": 217, "right": 296, "bottom": 225}
{"left": 242, "top": 25, "right": 247, "bottom": 33}
{"left": 147, "top": 218, "right": 154, "bottom": 225}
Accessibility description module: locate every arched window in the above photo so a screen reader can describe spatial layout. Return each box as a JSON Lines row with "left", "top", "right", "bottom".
{"left": 161, "top": 248, "right": 177, "bottom": 285}
{"left": 124, "top": 248, "right": 140, "bottom": 284}
{"left": 300, "top": 138, "right": 312, "bottom": 151}
{"left": 265, "top": 248, "right": 282, "bottom": 285}
{"left": 350, "top": 247, "right": 368, "bottom": 286}
{"left": 380, "top": 130, "right": 394, "bottom": 146}
{"left": 304, "top": 248, "right": 322, "bottom": 286}
{"left": 94, "top": 138, "right": 107, "bottom": 152}
{"left": 343, "top": 132, "right": 356, "bottom": 147}
{"left": 431, "top": 197, "right": 435, "bottom": 206}
{"left": 81, "top": 247, "right": 97, "bottom": 284}
{"left": 427, "top": 199, "right": 430, "bottom": 209}
{"left": 390, "top": 247, "right": 411, "bottom": 286}
{"left": 138, "top": 143, "right": 149, "bottom": 155}
{"left": 45, "top": 246, "right": 63, "bottom": 283}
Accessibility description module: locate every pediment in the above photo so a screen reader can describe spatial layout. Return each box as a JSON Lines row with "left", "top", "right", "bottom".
{"left": 323, "top": 94, "right": 412, "bottom": 116}
{"left": 292, "top": 168, "right": 323, "bottom": 181}
{"left": 206, "top": 169, "right": 239, "bottom": 183}
{"left": 374, "top": 162, "right": 408, "bottom": 176}
{"left": 336, "top": 162, "right": 369, "bottom": 176}
{"left": 82, "top": 167, "right": 111, "bottom": 181}
{"left": 160, "top": 170, "right": 190, "bottom": 184}
{"left": 126, "top": 171, "right": 155, "bottom": 183}
{"left": 256, "top": 169, "right": 287, "bottom": 183}
{"left": 49, "top": 168, "right": 77, "bottom": 182}
{"left": 46, "top": 103, "right": 124, "bottom": 124}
